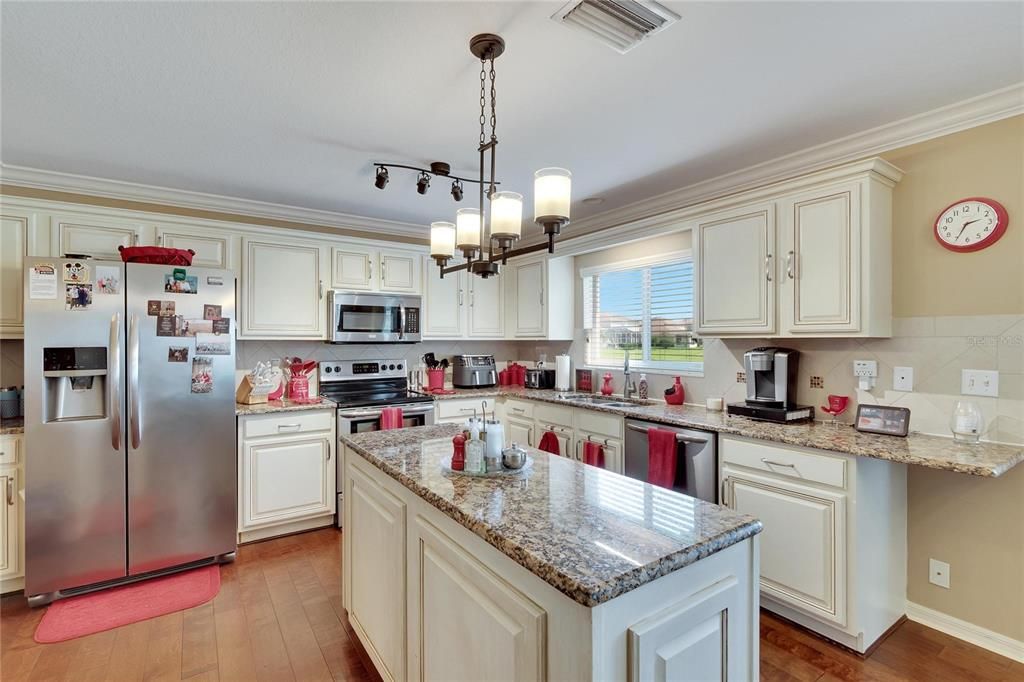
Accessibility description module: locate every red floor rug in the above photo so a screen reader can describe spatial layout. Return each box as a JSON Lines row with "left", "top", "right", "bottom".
{"left": 34, "top": 565, "right": 221, "bottom": 643}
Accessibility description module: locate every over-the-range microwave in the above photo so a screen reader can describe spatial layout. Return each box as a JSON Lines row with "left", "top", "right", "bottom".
{"left": 328, "top": 291, "right": 421, "bottom": 343}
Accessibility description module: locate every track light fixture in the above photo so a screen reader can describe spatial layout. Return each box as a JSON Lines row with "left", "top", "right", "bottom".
{"left": 416, "top": 172, "right": 431, "bottom": 195}
{"left": 451, "top": 179, "right": 464, "bottom": 202}
{"left": 374, "top": 166, "right": 389, "bottom": 190}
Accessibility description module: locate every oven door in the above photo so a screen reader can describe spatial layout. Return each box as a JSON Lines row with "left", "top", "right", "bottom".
{"left": 337, "top": 402, "right": 436, "bottom": 435}
{"left": 330, "top": 292, "right": 420, "bottom": 343}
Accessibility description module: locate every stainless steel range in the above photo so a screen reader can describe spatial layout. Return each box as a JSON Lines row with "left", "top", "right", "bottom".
{"left": 319, "top": 359, "right": 435, "bottom": 527}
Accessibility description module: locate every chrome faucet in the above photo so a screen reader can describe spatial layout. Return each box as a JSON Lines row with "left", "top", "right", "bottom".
{"left": 623, "top": 350, "right": 637, "bottom": 400}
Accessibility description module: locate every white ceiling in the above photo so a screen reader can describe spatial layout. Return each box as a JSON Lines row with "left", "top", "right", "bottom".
{"left": 2, "top": 1, "right": 1022, "bottom": 237}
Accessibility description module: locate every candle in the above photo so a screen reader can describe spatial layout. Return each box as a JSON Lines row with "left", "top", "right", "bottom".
{"left": 534, "top": 167, "right": 572, "bottom": 221}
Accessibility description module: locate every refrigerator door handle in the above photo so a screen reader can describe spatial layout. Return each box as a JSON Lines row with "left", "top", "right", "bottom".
{"left": 129, "top": 313, "right": 142, "bottom": 449}
{"left": 109, "top": 312, "right": 122, "bottom": 451}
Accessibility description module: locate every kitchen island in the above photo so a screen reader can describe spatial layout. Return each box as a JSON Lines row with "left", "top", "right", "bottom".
{"left": 341, "top": 423, "right": 762, "bottom": 681}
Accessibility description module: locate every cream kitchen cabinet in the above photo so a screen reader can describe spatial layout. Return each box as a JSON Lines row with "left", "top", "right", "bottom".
{"left": 156, "top": 223, "right": 238, "bottom": 271}
{"left": 574, "top": 433, "right": 624, "bottom": 474}
{"left": 467, "top": 272, "right": 504, "bottom": 337}
{"left": 719, "top": 434, "right": 906, "bottom": 653}
{"left": 506, "top": 417, "right": 534, "bottom": 448}
{"left": 434, "top": 397, "right": 498, "bottom": 424}
{"left": 239, "top": 236, "right": 326, "bottom": 339}
{"left": 344, "top": 456, "right": 407, "bottom": 682}
{"left": 505, "top": 254, "right": 574, "bottom": 340}
{"left": 237, "top": 411, "right": 336, "bottom": 542}
{"left": 0, "top": 209, "right": 34, "bottom": 338}
{"left": 50, "top": 213, "right": 148, "bottom": 260}
{"left": 332, "top": 243, "right": 422, "bottom": 294}
{"left": 422, "top": 259, "right": 504, "bottom": 339}
{"left": 536, "top": 422, "right": 573, "bottom": 459}
{"left": 692, "top": 158, "right": 901, "bottom": 338}
{"left": 0, "top": 434, "right": 24, "bottom": 594}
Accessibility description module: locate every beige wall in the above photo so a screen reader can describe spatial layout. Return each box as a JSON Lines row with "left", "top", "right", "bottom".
{"left": 882, "top": 115, "right": 1024, "bottom": 317}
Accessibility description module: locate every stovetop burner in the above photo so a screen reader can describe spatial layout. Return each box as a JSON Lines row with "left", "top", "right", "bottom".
{"left": 318, "top": 358, "right": 434, "bottom": 409}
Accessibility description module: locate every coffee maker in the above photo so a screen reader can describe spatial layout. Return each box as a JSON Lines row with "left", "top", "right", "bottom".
{"left": 726, "top": 347, "right": 814, "bottom": 423}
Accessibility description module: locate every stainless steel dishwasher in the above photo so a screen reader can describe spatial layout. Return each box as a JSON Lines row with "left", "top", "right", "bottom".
{"left": 624, "top": 420, "right": 718, "bottom": 503}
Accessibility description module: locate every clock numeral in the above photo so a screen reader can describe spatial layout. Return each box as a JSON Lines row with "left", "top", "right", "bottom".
{"left": 946, "top": 217, "right": 953, "bottom": 224}
{"left": 984, "top": 210, "right": 990, "bottom": 217}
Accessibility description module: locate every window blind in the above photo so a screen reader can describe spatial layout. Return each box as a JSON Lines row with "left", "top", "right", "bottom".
{"left": 582, "top": 257, "right": 702, "bottom": 371}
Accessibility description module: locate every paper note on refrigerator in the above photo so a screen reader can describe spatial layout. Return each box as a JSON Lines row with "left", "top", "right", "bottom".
{"left": 29, "top": 263, "right": 58, "bottom": 299}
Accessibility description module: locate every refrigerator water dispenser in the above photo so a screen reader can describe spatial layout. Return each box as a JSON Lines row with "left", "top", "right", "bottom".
{"left": 42, "top": 347, "right": 108, "bottom": 422}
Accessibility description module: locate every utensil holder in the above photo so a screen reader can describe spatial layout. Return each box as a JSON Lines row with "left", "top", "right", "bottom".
{"left": 427, "top": 368, "right": 445, "bottom": 391}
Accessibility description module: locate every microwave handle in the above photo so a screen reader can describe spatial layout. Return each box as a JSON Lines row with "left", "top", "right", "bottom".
{"left": 399, "top": 304, "right": 406, "bottom": 340}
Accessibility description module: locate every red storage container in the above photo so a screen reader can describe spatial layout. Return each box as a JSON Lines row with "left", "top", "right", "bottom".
{"left": 118, "top": 245, "right": 195, "bottom": 265}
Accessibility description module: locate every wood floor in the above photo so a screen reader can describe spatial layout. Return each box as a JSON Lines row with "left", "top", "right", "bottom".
{"left": 2, "top": 528, "right": 1021, "bottom": 682}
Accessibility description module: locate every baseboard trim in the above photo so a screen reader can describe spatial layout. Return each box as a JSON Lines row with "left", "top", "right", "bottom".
{"left": 905, "top": 601, "right": 1024, "bottom": 663}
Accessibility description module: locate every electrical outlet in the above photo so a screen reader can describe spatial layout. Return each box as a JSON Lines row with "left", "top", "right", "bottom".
{"left": 929, "top": 558, "right": 950, "bottom": 589}
{"left": 853, "top": 360, "right": 878, "bottom": 378}
{"left": 961, "top": 369, "right": 999, "bottom": 397}
{"left": 893, "top": 366, "right": 914, "bottom": 392}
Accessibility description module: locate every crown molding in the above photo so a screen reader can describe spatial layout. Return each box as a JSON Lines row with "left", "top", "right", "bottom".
{"left": 565, "top": 83, "right": 1024, "bottom": 237}
{"left": 0, "top": 164, "right": 426, "bottom": 239}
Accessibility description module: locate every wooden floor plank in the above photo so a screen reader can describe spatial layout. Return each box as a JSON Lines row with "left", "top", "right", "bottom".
{"left": 212, "top": 598, "right": 258, "bottom": 682}
{"left": 103, "top": 619, "right": 153, "bottom": 682}
{"left": 141, "top": 610, "right": 184, "bottom": 682}
{"left": 262, "top": 559, "right": 333, "bottom": 682}
{"left": 180, "top": 602, "right": 218, "bottom": 679}
{"left": 238, "top": 559, "right": 296, "bottom": 682}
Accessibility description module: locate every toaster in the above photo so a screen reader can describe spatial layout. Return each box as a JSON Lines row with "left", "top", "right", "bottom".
{"left": 452, "top": 355, "right": 497, "bottom": 388}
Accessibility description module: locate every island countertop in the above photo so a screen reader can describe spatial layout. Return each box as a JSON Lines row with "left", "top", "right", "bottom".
{"left": 341, "top": 423, "right": 762, "bottom": 607}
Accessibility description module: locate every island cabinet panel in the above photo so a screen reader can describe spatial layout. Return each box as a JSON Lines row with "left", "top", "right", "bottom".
{"left": 627, "top": 576, "right": 739, "bottom": 682}
{"left": 411, "top": 517, "right": 546, "bottom": 682}
{"left": 346, "top": 461, "right": 407, "bottom": 682}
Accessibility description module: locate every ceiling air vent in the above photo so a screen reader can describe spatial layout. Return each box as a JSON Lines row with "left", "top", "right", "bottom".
{"left": 552, "top": 0, "right": 680, "bottom": 54}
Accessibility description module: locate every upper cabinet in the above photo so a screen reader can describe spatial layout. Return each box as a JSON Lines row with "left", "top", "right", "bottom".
{"left": 239, "top": 236, "right": 326, "bottom": 339}
{"left": 693, "top": 158, "right": 901, "bottom": 338}
{"left": 505, "top": 255, "right": 574, "bottom": 340}
{"left": 422, "top": 258, "right": 504, "bottom": 339}
{"left": 51, "top": 214, "right": 147, "bottom": 260}
{"left": 331, "top": 243, "right": 422, "bottom": 294}
{"left": 155, "top": 223, "right": 239, "bottom": 271}
{"left": 0, "top": 210, "right": 35, "bottom": 339}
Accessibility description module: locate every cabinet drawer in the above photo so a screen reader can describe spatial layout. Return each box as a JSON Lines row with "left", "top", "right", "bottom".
{"left": 0, "top": 436, "right": 19, "bottom": 465}
{"left": 721, "top": 436, "right": 847, "bottom": 489}
{"left": 574, "top": 409, "right": 623, "bottom": 439}
{"left": 504, "top": 399, "right": 534, "bottom": 420}
{"left": 533, "top": 402, "right": 573, "bottom": 428}
{"left": 242, "top": 410, "right": 334, "bottom": 439}
{"left": 436, "top": 398, "right": 495, "bottom": 420}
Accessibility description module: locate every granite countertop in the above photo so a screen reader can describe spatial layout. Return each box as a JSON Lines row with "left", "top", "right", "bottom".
{"left": 0, "top": 417, "right": 24, "bottom": 435}
{"left": 236, "top": 398, "right": 337, "bottom": 416}
{"left": 420, "top": 387, "right": 1024, "bottom": 477}
{"left": 341, "top": 423, "right": 762, "bottom": 607}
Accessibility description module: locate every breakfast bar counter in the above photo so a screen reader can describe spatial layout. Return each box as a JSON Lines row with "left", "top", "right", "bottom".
{"left": 340, "top": 423, "right": 761, "bottom": 681}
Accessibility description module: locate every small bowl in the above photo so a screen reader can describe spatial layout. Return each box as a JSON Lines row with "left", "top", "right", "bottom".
{"left": 502, "top": 444, "right": 528, "bottom": 470}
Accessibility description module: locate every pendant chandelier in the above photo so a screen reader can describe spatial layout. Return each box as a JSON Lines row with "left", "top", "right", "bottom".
{"left": 374, "top": 34, "right": 571, "bottom": 279}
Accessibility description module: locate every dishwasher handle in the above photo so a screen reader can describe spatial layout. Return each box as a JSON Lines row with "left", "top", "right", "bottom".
{"left": 625, "top": 422, "right": 709, "bottom": 444}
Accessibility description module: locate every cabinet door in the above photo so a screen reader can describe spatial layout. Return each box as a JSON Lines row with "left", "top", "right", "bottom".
{"left": 422, "top": 263, "right": 464, "bottom": 338}
{"left": 467, "top": 272, "right": 504, "bottom": 337}
{"left": 511, "top": 260, "right": 545, "bottom": 337}
{"left": 722, "top": 466, "right": 847, "bottom": 626}
{"left": 780, "top": 185, "right": 861, "bottom": 333}
{"left": 412, "top": 517, "right": 545, "bottom": 682}
{"left": 347, "top": 462, "right": 406, "bottom": 682}
{"left": 241, "top": 238, "right": 324, "bottom": 338}
{"left": 574, "top": 434, "right": 623, "bottom": 473}
{"left": 380, "top": 249, "right": 420, "bottom": 293}
{"left": 156, "top": 225, "right": 235, "bottom": 270}
{"left": 539, "top": 426, "right": 572, "bottom": 459}
{"left": 52, "top": 216, "right": 144, "bottom": 260}
{"left": 241, "top": 437, "right": 334, "bottom": 528}
{"left": 506, "top": 417, "right": 534, "bottom": 448}
{"left": 694, "top": 203, "right": 776, "bottom": 335}
{"left": 0, "top": 469, "right": 20, "bottom": 578}
{"left": 0, "top": 212, "right": 30, "bottom": 337}
{"left": 331, "top": 245, "right": 375, "bottom": 290}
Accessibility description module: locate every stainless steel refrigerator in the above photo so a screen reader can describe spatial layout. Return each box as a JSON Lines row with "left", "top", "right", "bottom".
{"left": 23, "top": 257, "right": 237, "bottom": 606}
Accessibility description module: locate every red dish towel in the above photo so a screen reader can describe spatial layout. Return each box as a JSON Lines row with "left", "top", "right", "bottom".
{"left": 538, "top": 431, "right": 561, "bottom": 456}
{"left": 380, "top": 407, "right": 404, "bottom": 430}
{"left": 647, "top": 428, "right": 678, "bottom": 488}
{"left": 583, "top": 441, "right": 604, "bottom": 468}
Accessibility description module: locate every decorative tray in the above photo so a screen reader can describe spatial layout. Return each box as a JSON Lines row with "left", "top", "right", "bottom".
{"left": 440, "top": 455, "right": 534, "bottom": 478}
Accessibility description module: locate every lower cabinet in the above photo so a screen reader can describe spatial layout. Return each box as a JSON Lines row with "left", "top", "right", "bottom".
{"left": 506, "top": 416, "right": 534, "bottom": 448}
{"left": 537, "top": 422, "right": 573, "bottom": 458}
{"left": 0, "top": 434, "right": 25, "bottom": 593}
{"left": 411, "top": 517, "right": 545, "bottom": 681}
{"left": 237, "top": 412, "right": 336, "bottom": 542}
{"left": 574, "top": 432, "right": 624, "bottom": 474}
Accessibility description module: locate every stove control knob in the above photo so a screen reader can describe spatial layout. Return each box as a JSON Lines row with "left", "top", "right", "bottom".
{"left": 397, "top": 363, "right": 403, "bottom": 370}
{"left": 388, "top": 364, "right": 396, "bottom": 370}
{"left": 324, "top": 366, "right": 332, "bottom": 373}
{"left": 334, "top": 365, "right": 342, "bottom": 373}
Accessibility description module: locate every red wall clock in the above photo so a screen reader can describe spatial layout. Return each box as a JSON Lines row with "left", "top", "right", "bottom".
{"left": 934, "top": 197, "right": 1009, "bottom": 252}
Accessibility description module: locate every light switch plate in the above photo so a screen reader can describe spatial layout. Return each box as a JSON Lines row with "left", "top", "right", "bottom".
{"left": 893, "top": 366, "right": 914, "bottom": 392}
{"left": 929, "top": 558, "right": 950, "bottom": 589}
{"left": 961, "top": 369, "right": 999, "bottom": 397}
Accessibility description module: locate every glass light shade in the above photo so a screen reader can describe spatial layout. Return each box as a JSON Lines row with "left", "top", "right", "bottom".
{"left": 490, "top": 191, "right": 523, "bottom": 239}
{"left": 534, "top": 167, "right": 572, "bottom": 221}
{"left": 456, "top": 208, "right": 481, "bottom": 248}
{"left": 429, "top": 221, "right": 455, "bottom": 258}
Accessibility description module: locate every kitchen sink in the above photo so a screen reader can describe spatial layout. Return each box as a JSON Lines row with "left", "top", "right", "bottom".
{"left": 555, "top": 394, "right": 638, "bottom": 408}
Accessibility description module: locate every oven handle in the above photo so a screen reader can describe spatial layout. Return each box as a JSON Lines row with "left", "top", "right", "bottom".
{"left": 626, "top": 422, "right": 708, "bottom": 444}
{"left": 337, "top": 404, "right": 436, "bottom": 418}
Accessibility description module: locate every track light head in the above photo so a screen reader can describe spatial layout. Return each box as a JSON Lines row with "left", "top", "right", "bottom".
{"left": 451, "top": 179, "right": 464, "bottom": 202}
{"left": 374, "top": 166, "right": 389, "bottom": 190}
{"left": 416, "top": 172, "right": 431, "bottom": 195}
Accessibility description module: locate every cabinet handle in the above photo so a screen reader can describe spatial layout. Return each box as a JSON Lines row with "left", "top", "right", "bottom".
{"left": 786, "top": 251, "right": 795, "bottom": 279}
{"left": 761, "top": 458, "right": 796, "bottom": 469}
{"left": 721, "top": 479, "right": 729, "bottom": 506}
{"left": 6, "top": 479, "right": 12, "bottom": 506}
{"left": 539, "top": 288, "right": 543, "bottom": 306}
{"left": 469, "top": 288, "right": 474, "bottom": 307}
{"left": 458, "top": 288, "right": 464, "bottom": 306}
{"left": 511, "top": 407, "right": 525, "bottom": 414}
{"left": 765, "top": 254, "right": 773, "bottom": 282}
{"left": 319, "top": 280, "right": 324, "bottom": 299}
{"left": 368, "top": 261, "right": 373, "bottom": 281}
{"left": 277, "top": 423, "right": 302, "bottom": 431}
{"left": 158, "top": 233, "right": 164, "bottom": 246}
{"left": 381, "top": 259, "right": 386, "bottom": 281}
{"left": 326, "top": 440, "right": 332, "bottom": 460}
{"left": 575, "top": 439, "right": 582, "bottom": 461}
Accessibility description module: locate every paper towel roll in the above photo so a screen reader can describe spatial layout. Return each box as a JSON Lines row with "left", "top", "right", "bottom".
{"left": 555, "top": 355, "right": 571, "bottom": 391}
